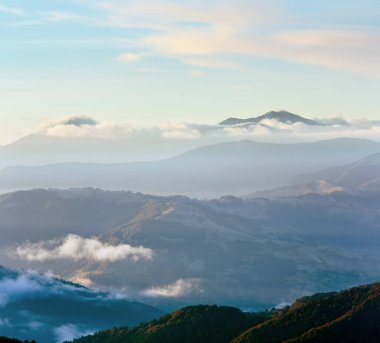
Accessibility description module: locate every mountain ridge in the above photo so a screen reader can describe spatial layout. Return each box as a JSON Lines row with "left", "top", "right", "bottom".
{"left": 0, "top": 138, "right": 378, "bottom": 198}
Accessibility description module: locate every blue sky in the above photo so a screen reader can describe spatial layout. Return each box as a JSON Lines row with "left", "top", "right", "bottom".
{"left": 0, "top": 0, "right": 379, "bottom": 143}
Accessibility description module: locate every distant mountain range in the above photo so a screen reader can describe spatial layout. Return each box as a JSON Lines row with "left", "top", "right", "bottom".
{"left": 0, "top": 138, "right": 378, "bottom": 198}
{"left": 2, "top": 188, "right": 380, "bottom": 311}
{"left": 246, "top": 151, "right": 380, "bottom": 199}
{"left": 70, "top": 282, "right": 380, "bottom": 343}
{"left": 0, "top": 134, "right": 203, "bottom": 168}
{"left": 219, "top": 110, "right": 325, "bottom": 126}
{"left": 299, "top": 152, "right": 380, "bottom": 191}
{"left": 0, "top": 110, "right": 365, "bottom": 170}
{"left": 0, "top": 265, "right": 162, "bottom": 343}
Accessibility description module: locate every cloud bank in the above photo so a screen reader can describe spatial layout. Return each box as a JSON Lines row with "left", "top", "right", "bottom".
{"left": 36, "top": 115, "right": 380, "bottom": 144}
{"left": 16, "top": 234, "right": 153, "bottom": 263}
{"left": 142, "top": 278, "right": 202, "bottom": 298}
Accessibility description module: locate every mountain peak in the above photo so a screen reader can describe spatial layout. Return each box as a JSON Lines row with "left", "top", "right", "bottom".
{"left": 219, "top": 110, "right": 322, "bottom": 126}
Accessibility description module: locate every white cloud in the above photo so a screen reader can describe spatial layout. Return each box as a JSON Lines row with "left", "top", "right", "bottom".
{"left": 69, "top": 275, "right": 94, "bottom": 288}
{"left": 38, "top": 115, "right": 136, "bottom": 139}
{"left": 16, "top": 234, "right": 153, "bottom": 263}
{"left": 142, "top": 278, "right": 202, "bottom": 298}
{"left": 42, "top": 115, "right": 98, "bottom": 129}
{"left": 159, "top": 122, "right": 202, "bottom": 139}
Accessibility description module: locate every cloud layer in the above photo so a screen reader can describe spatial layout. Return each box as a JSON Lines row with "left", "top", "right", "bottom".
{"left": 36, "top": 114, "right": 380, "bottom": 144}
{"left": 16, "top": 234, "right": 153, "bottom": 263}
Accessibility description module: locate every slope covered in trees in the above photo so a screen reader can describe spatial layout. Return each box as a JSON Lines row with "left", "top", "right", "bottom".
{"left": 70, "top": 305, "right": 271, "bottom": 343}
{"left": 71, "top": 283, "right": 380, "bottom": 343}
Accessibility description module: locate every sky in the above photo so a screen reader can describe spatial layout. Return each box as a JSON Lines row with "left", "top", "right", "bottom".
{"left": 0, "top": 0, "right": 379, "bottom": 144}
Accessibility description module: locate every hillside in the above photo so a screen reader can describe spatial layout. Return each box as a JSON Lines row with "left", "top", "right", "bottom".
{"left": 245, "top": 151, "right": 380, "bottom": 199}
{"left": 233, "top": 283, "right": 380, "bottom": 343}
{"left": 3, "top": 188, "right": 380, "bottom": 311}
{"left": 71, "top": 305, "right": 270, "bottom": 343}
{"left": 298, "top": 152, "right": 380, "bottom": 192}
{"left": 245, "top": 180, "right": 350, "bottom": 199}
{"left": 70, "top": 282, "right": 380, "bottom": 343}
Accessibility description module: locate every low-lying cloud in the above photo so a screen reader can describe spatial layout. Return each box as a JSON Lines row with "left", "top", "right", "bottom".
{"left": 16, "top": 234, "right": 153, "bottom": 263}
{"left": 0, "top": 271, "right": 86, "bottom": 308}
{"left": 0, "top": 274, "right": 44, "bottom": 306}
{"left": 0, "top": 266, "right": 160, "bottom": 343}
{"left": 54, "top": 324, "right": 94, "bottom": 343}
{"left": 142, "top": 278, "right": 202, "bottom": 298}
{"left": 36, "top": 115, "right": 380, "bottom": 144}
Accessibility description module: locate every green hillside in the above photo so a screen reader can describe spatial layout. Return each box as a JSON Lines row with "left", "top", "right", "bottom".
{"left": 70, "top": 305, "right": 271, "bottom": 343}
{"left": 71, "top": 283, "right": 380, "bottom": 343}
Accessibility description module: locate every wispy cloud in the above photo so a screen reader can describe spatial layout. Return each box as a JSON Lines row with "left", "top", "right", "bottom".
{"left": 16, "top": 234, "right": 153, "bottom": 263}
{"left": 4, "top": 1, "right": 378, "bottom": 76}
{"left": 90, "top": 1, "right": 380, "bottom": 76}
